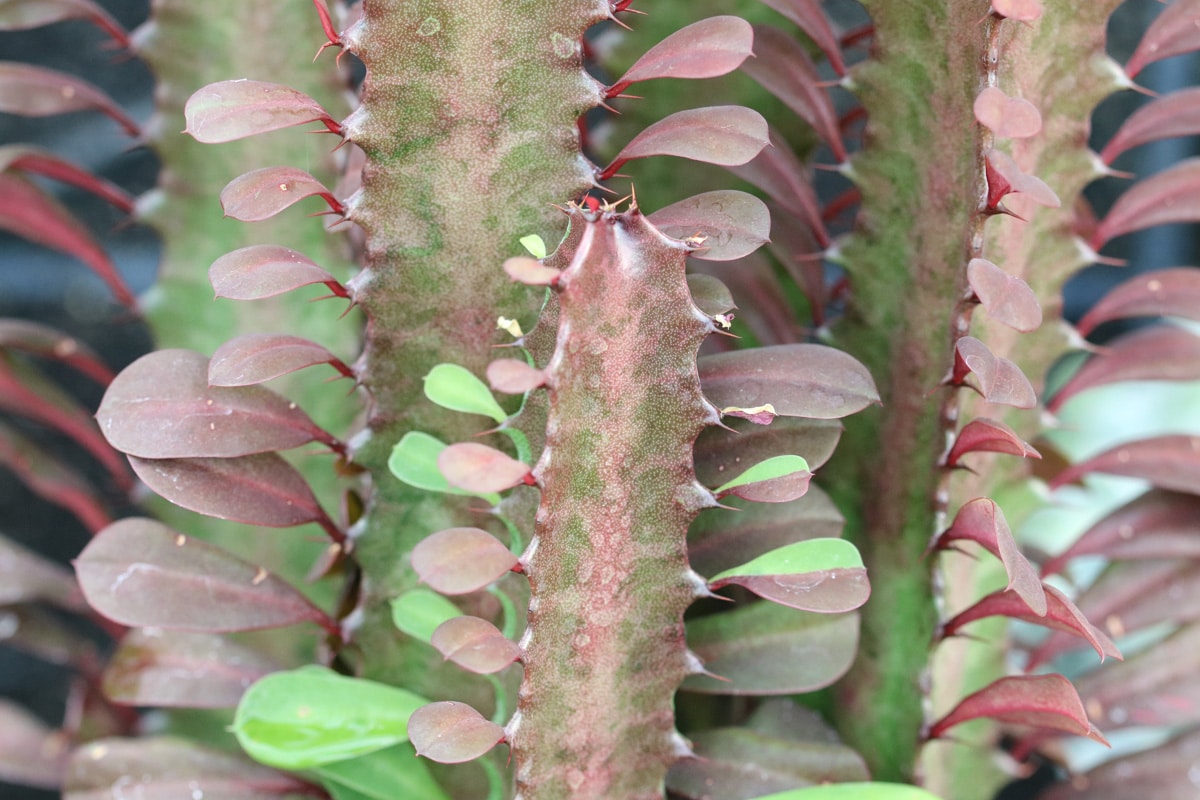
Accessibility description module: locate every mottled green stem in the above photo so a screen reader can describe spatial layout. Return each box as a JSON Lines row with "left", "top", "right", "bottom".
{"left": 513, "top": 207, "right": 716, "bottom": 799}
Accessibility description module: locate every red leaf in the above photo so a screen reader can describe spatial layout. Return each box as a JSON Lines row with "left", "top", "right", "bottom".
{"left": 0, "top": 605, "right": 98, "bottom": 671}
{"left": 990, "top": 0, "right": 1042, "bottom": 22}
{"left": 184, "top": 79, "right": 340, "bottom": 143}
{"left": 411, "top": 527, "right": 518, "bottom": 595}
{"left": 1050, "top": 435, "right": 1200, "bottom": 494}
{"left": 936, "top": 498, "right": 1046, "bottom": 616}
{"left": 984, "top": 149, "right": 1060, "bottom": 210}
{"left": 700, "top": 344, "right": 879, "bottom": 420}
{"left": 96, "top": 349, "right": 338, "bottom": 459}
{"left": 0, "top": 532, "right": 85, "bottom": 610}
{"left": 430, "top": 616, "right": 522, "bottom": 674}
{"left": 695, "top": 417, "right": 842, "bottom": 490}
{"left": 711, "top": 567, "right": 868, "bottom": 614}
{"left": 486, "top": 358, "right": 546, "bottom": 394}
{"left": 74, "top": 518, "right": 330, "bottom": 633}
{"left": 742, "top": 24, "right": 846, "bottom": 162}
{"left": 103, "top": 629, "right": 279, "bottom": 709}
{"left": 647, "top": 190, "right": 770, "bottom": 261}
{"left": 0, "top": 700, "right": 68, "bottom": 790}
{"left": 758, "top": 0, "right": 846, "bottom": 76}
{"left": 967, "top": 257, "right": 1042, "bottom": 332}
{"left": 1091, "top": 159, "right": 1200, "bottom": 250}
{"left": 951, "top": 337, "right": 1037, "bottom": 408}
{"left": 128, "top": 453, "right": 337, "bottom": 533}
{"left": 974, "top": 87, "right": 1042, "bottom": 138}
{"left": 0, "top": 144, "right": 135, "bottom": 213}
{"left": 220, "top": 166, "right": 343, "bottom": 222}
{"left": 503, "top": 256, "right": 560, "bottom": 286}
{"left": 0, "top": 172, "right": 136, "bottom": 308}
{"left": 608, "top": 16, "right": 754, "bottom": 97}
{"left": 0, "top": 318, "right": 114, "bottom": 384}
{"left": 728, "top": 127, "right": 829, "bottom": 248}
{"left": 66, "top": 737, "right": 320, "bottom": 799}
{"left": 1050, "top": 325, "right": 1200, "bottom": 411}
{"left": 687, "top": 273, "right": 736, "bottom": 316}
{"left": 766, "top": 203, "right": 827, "bottom": 318}
{"left": 0, "top": 0, "right": 129, "bottom": 47}
{"left": 437, "top": 442, "right": 530, "bottom": 495}
{"left": 0, "top": 354, "right": 131, "bottom": 490}
{"left": 1125, "top": 0, "right": 1200, "bottom": 79}
{"left": 408, "top": 702, "right": 505, "bottom": 764}
{"left": 944, "top": 417, "right": 1040, "bottom": 467}
{"left": 0, "top": 422, "right": 111, "bottom": 533}
{"left": 927, "top": 674, "right": 1107, "bottom": 744}
{"left": 1077, "top": 267, "right": 1200, "bottom": 336}
{"left": 208, "top": 333, "right": 351, "bottom": 386}
{"left": 1101, "top": 88, "right": 1200, "bottom": 165}
{"left": 941, "top": 584, "right": 1120, "bottom": 663}
{"left": 1042, "top": 490, "right": 1200, "bottom": 577}
{"left": 209, "top": 244, "right": 347, "bottom": 301}
{"left": 601, "top": 106, "right": 769, "bottom": 180}
{"left": 0, "top": 61, "right": 138, "bottom": 135}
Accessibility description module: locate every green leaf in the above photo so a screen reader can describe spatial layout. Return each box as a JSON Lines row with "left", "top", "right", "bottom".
{"left": 232, "top": 667, "right": 427, "bottom": 769}
{"left": 710, "top": 538, "right": 863, "bottom": 582}
{"left": 423, "top": 364, "right": 507, "bottom": 424}
{"left": 752, "top": 783, "right": 945, "bottom": 800}
{"left": 316, "top": 744, "right": 450, "bottom": 800}
{"left": 714, "top": 455, "right": 810, "bottom": 495}
{"left": 519, "top": 234, "right": 547, "bottom": 259}
{"left": 391, "top": 588, "right": 462, "bottom": 642}
{"left": 388, "top": 432, "right": 501, "bottom": 505}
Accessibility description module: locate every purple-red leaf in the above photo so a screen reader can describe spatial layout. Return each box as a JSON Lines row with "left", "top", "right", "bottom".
{"left": 608, "top": 16, "right": 754, "bottom": 97}
{"left": 1050, "top": 325, "right": 1200, "bottom": 411}
{"left": 742, "top": 24, "right": 846, "bottom": 162}
{"left": 220, "top": 166, "right": 343, "bottom": 222}
{"left": 1077, "top": 268, "right": 1200, "bottom": 336}
{"left": 1091, "top": 159, "right": 1200, "bottom": 250}
{"left": 408, "top": 702, "right": 505, "bottom": 764}
{"left": 184, "top": 79, "right": 340, "bottom": 143}
{"left": 0, "top": 318, "right": 114, "bottom": 383}
{"left": 687, "top": 273, "right": 737, "bottom": 316}
{"left": 0, "top": 172, "right": 136, "bottom": 308}
{"left": 942, "top": 584, "right": 1120, "bottom": 663}
{"left": 927, "top": 674, "right": 1107, "bottom": 744}
{"left": 411, "top": 527, "right": 518, "bottom": 595}
{"left": 0, "top": 421, "right": 111, "bottom": 533}
{"left": 0, "top": 0, "right": 128, "bottom": 47}
{"left": 757, "top": 0, "right": 846, "bottom": 76}
{"left": 709, "top": 539, "right": 869, "bottom": 614}
{"left": 974, "top": 87, "right": 1042, "bottom": 139}
{"left": 0, "top": 61, "right": 138, "bottom": 135}
{"left": 0, "top": 532, "right": 85, "bottom": 610}
{"left": 209, "top": 245, "right": 347, "bottom": 300}
{"left": 430, "top": 616, "right": 521, "bottom": 674}
{"left": 950, "top": 337, "right": 1038, "bottom": 408}
{"left": 103, "top": 628, "right": 279, "bottom": 709}
{"left": 503, "top": 256, "right": 560, "bottom": 286}
{"left": 1101, "top": 88, "right": 1200, "bottom": 165}
{"left": 65, "top": 737, "right": 320, "bottom": 800}
{"left": 208, "top": 333, "right": 351, "bottom": 386}
{"left": 96, "top": 349, "right": 338, "bottom": 459}
{"left": 695, "top": 417, "right": 842, "bottom": 491}
{"left": 728, "top": 128, "right": 828, "bottom": 248}
{"left": 985, "top": 149, "right": 1060, "bottom": 210}
{"left": 0, "top": 353, "right": 131, "bottom": 489}
{"left": 1039, "top": 727, "right": 1200, "bottom": 799}
{"left": 0, "top": 144, "right": 134, "bottom": 213}
{"left": 991, "top": 0, "right": 1042, "bottom": 22}
{"left": 486, "top": 358, "right": 546, "bottom": 394}
{"left": 966, "top": 258, "right": 1042, "bottom": 332}
{"left": 936, "top": 498, "right": 1047, "bottom": 616}
{"left": 74, "top": 518, "right": 330, "bottom": 633}
{"left": 601, "top": 106, "right": 769, "bottom": 180}
{"left": 944, "top": 417, "right": 1040, "bottom": 467}
{"left": 1050, "top": 435, "right": 1200, "bottom": 494}
{"left": 700, "top": 344, "right": 879, "bottom": 420}
{"left": 1125, "top": 0, "right": 1200, "bottom": 79}
{"left": 128, "top": 453, "right": 336, "bottom": 533}
{"left": 0, "top": 700, "right": 68, "bottom": 790}
{"left": 647, "top": 190, "right": 770, "bottom": 261}
{"left": 1042, "top": 490, "right": 1200, "bottom": 576}
{"left": 437, "top": 442, "right": 530, "bottom": 495}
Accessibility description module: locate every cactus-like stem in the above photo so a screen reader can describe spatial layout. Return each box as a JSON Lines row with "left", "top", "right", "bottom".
{"left": 512, "top": 205, "right": 716, "bottom": 799}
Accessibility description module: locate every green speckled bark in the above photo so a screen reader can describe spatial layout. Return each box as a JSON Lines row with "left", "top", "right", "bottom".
{"left": 513, "top": 207, "right": 715, "bottom": 799}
